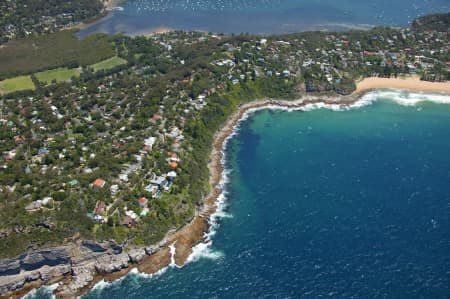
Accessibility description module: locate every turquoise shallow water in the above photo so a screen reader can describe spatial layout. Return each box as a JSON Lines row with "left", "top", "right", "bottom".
{"left": 28, "top": 91, "right": 450, "bottom": 298}
{"left": 78, "top": 0, "right": 450, "bottom": 37}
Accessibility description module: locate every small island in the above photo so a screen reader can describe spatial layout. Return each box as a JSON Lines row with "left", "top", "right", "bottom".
{"left": 0, "top": 3, "right": 449, "bottom": 297}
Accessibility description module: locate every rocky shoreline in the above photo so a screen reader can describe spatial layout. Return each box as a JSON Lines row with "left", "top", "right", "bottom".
{"left": 0, "top": 93, "right": 365, "bottom": 299}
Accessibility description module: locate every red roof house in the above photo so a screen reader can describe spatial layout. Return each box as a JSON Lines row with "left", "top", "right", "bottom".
{"left": 93, "top": 178, "right": 106, "bottom": 188}
{"left": 138, "top": 197, "right": 148, "bottom": 208}
{"left": 93, "top": 201, "right": 106, "bottom": 215}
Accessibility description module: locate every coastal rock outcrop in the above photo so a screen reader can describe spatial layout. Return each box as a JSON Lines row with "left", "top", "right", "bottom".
{"left": 0, "top": 247, "right": 72, "bottom": 295}
{"left": 94, "top": 252, "right": 129, "bottom": 274}
{"left": 21, "top": 247, "right": 71, "bottom": 271}
{"left": 0, "top": 240, "right": 133, "bottom": 298}
{"left": 128, "top": 248, "right": 147, "bottom": 263}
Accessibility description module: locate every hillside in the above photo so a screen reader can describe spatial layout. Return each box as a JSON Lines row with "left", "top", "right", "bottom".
{"left": 412, "top": 12, "right": 450, "bottom": 32}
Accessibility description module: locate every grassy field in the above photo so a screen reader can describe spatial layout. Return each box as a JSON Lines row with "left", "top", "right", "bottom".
{"left": 0, "top": 30, "right": 115, "bottom": 79}
{"left": 0, "top": 75, "right": 35, "bottom": 94}
{"left": 90, "top": 56, "right": 127, "bottom": 72}
{"left": 35, "top": 67, "right": 80, "bottom": 84}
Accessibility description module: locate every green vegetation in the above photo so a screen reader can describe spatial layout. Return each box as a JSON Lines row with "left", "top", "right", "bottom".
{"left": 35, "top": 67, "right": 80, "bottom": 84}
{"left": 412, "top": 13, "right": 450, "bottom": 32}
{"left": 0, "top": 16, "right": 448, "bottom": 258}
{"left": 90, "top": 56, "right": 128, "bottom": 72}
{"left": 0, "top": 75, "right": 35, "bottom": 94}
{"left": 0, "top": 30, "right": 115, "bottom": 79}
{"left": 0, "top": 0, "right": 104, "bottom": 44}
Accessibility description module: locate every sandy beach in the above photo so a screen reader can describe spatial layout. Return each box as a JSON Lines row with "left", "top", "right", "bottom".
{"left": 356, "top": 76, "right": 450, "bottom": 94}
{"left": 133, "top": 26, "right": 175, "bottom": 37}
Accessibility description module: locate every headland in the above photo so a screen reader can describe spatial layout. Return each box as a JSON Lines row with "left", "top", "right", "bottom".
{"left": 3, "top": 77, "right": 450, "bottom": 298}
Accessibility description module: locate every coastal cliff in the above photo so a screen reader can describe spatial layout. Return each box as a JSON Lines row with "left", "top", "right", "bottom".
{"left": 0, "top": 240, "right": 142, "bottom": 298}
{"left": 0, "top": 218, "right": 208, "bottom": 298}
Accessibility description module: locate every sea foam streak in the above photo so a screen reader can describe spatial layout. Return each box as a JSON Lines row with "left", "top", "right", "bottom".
{"left": 169, "top": 242, "right": 182, "bottom": 268}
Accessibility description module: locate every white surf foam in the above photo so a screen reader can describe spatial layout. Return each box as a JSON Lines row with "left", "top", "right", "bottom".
{"left": 22, "top": 283, "right": 59, "bottom": 299}
{"left": 127, "top": 266, "right": 168, "bottom": 280}
{"left": 90, "top": 279, "right": 111, "bottom": 292}
{"left": 185, "top": 241, "right": 225, "bottom": 264}
{"left": 368, "top": 89, "right": 450, "bottom": 106}
{"left": 169, "top": 242, "right": 181, "bottom": 268}
{"left": 70, "top": 89, "right": 450, "bottom": 295}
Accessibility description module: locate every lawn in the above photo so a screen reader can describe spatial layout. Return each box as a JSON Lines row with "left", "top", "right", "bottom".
{"left": 35, "top": 67, "right": 80, "bottom": 84}
{"left": 0, "top": 75, "right": 35, "bottom": 95}
{"left": 90, "top": 56, "right": 127, "bottom": 72}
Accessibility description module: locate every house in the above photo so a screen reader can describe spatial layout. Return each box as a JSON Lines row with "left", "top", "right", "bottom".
{"left": 144, "top": 137, "right": 156, "bottom": 151}
{"left": 110, "top": 184, "right": 119, "bottom": 195}
{"left": 151, "top": 176, "right": 167, "bottom": 187}
{"left": 14, "top": 136, "right": 26, "bottom": 144}
{"left": 25, "top": 201, "right": 42, "bottom": 212}
{"left": 145, "top": 184, "right": 158, "bottom": 193}
{"left": 69, "top": 179, "right": 79, "bottom": 187}
{"left": 138, "top": 197, "right": 148, "bottom": 208}
{"left": 167, "top": 171, "right": 177, "bottom": 179}
{"left": 125, "top": 209, "right": 139, "bottom": 220}
{"left": 119, "top": 173, "right": 129, "bottom": 182}
{"left": 163, "top": 180, "right": 172, "bottom": 191}
{"left": 6, "top": 151, "right": 16, "bottom": 161}
{"left": 152, "top": 114, "right": 163, "bottom": 121}
{"left": 120, "top": 216, "right": 135, "bottom": 227}
{"left": 93, "top": 178, "right": 106, "bottom": 188}
{"left": 169, "top": 152, "right": 179, "bottom": 162}
{"left": 93, "top": 201, "right": 106, "bottom": 215}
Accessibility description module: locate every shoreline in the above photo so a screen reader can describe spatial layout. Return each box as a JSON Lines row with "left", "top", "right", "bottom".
{"left": 59, "top": 94, "right": 366, "bottom": 298}
{"left": 4, "top": 79, "right": 450, "bottom": 298}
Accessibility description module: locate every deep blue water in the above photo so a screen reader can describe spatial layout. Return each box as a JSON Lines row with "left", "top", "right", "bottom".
{"left": 28, "top": 91, "right": 450, "bottom": 298}
{"left": 78, "top": 0, "right": 450, "bottom": 37}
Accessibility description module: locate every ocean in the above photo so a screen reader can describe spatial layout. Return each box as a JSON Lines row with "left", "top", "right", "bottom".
{"left": 27, "top": 90, "right": 450, "bottom": 298}
{"left": 77, "top": 0, "right": 450, "bottom": 37}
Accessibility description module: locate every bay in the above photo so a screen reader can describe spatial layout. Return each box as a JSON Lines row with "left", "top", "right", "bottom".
{"left": 29, "top": 90, "right": 450, "bottom": 298}
{"left": 78, "top": 0, "right": 450, "bottom": 37}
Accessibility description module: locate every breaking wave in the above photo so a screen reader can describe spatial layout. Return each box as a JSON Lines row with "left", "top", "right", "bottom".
{"left": 22, "top": 283, "right": 59, "bottom": 299}
{"left": 90, "top": 279, "right": 112, "bottom": 292}
{"left": 361, "top": 89, "right": 450, "bottom": 106}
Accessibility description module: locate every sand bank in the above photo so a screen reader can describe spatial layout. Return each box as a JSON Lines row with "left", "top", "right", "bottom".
{"left": 356, "top": 76, "right": 450, "bottom": 94}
